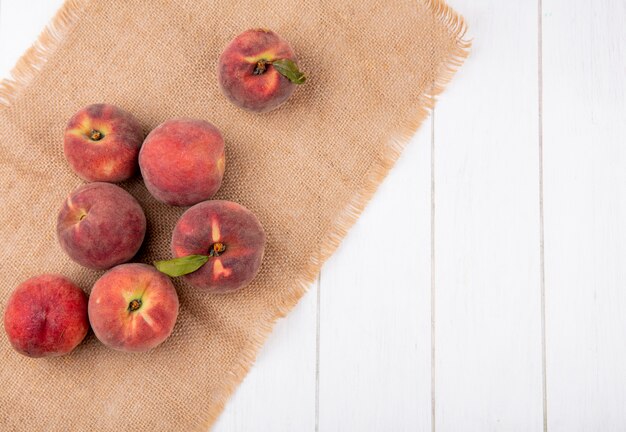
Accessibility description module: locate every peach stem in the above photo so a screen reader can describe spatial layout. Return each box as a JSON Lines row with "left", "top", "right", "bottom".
{"left": 209, "top": 242, "right": 226, "bottom": 257}
{"left": 128, "top": 299, "right": 142, "bottom": 312}
{"left": 89, "top": 129, "right": 103, "bottom": 141}
{"left": 253, "top": 60, "right": 269, "bottom": 75}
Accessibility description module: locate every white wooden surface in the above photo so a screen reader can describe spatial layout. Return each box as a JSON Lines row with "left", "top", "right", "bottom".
{"left": 2, "top": 1, "right": 625, "bottom": 431}
{"left": 434, "top": 1, "right": 544, "bottom": 430}
{"left": 543, "top": 1, "right": 626, "bottom": 430}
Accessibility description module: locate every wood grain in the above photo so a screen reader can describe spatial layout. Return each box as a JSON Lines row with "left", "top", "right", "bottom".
{"left": 543, "top": 0, "right": 626, "bottom": 430}
{"left": 3, "top": 0, "right": 626, "bottom": 430}
{"left": 433, "top": 1, "right": 544, "bottom": 430}
{"left": 214, "top": 283, "right": 317, "bottom": 432}
{"left": 318, "top": 123, "right": 432, "bottom": 432}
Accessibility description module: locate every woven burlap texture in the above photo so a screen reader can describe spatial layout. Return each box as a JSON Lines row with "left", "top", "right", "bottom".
{"left": 0, "top": 0, "right": 468, "bottom": 430}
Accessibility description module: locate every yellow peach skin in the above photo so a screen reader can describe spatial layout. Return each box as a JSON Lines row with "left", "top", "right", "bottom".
{"left": 170, "top": 200, "right": 265, "bottom": 293}
{"left": 63, "top": 103, "right": 144, "bottom": 182}
{"left": 138, "top": 118, "right": 225, "bottom": 206}
{"left": 57, "top": 183, "right": 146, "bottom": 270}
{"left": 217, "top": 29, "right": 301, "bottom": 113}
{"left": 88, "top": 263, "right": 179, "bottom": 353}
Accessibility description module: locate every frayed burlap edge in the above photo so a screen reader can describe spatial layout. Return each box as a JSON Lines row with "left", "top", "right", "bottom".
{"left": 194, "top": 0, "right": 470, "bottom": 426}
{"left": 0, "top": 0, "right": 89, "bottom": 107}
{"left": 0, "top": 0, "right": 470, "bottom": 429}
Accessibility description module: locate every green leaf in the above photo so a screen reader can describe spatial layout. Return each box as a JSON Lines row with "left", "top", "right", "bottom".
{"left": 272, "top": 58, "right": 306, "bottom": 84}
{"left": 154, "top": 254, "right": 209, "bottom": 277}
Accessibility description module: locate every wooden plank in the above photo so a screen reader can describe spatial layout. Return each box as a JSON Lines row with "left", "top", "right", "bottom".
{"left": 542, "top": 1, "right": 626, "bottom": 430}
{"left": 318, "top": 121, "right": 432, "bottom": 431}
{"left": 214, "top": 283, "right": 317, "bottom": 432}
{"left": 433, "top": 1, "right": 544, "bottom": 430}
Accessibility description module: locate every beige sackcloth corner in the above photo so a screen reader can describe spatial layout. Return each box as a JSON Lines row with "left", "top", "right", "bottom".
{"left": 0, "top": 0, "right": 468, "bottom": 430}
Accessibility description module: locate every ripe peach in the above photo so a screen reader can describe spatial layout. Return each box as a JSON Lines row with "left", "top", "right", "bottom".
{"left": 64, "top": 103, "right": 143, "bottom": 182}
{"left": 169, "top": 200, "right": 265, "bottom": 293}
{"left": 57, "top": 182, "right": 146, "bottom": 270}
{"left": 3, "top": 274, "right": 89, "bottom": 358}
{"left": 88, "top": 263, "right": 179, "bottom": 352}
{"left": 218, "top": 29, "right": 306, "bottom": 113}
{"left": 138, "top": 119, "right": 225, "bottom": 206}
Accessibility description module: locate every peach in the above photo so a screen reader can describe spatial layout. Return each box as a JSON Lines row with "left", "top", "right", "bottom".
{"left": 88, "top": 263, "right": 179, "bottom": 352}
{"left": 64, "top": 103, "right": 143, "bottom": 182}
{"left": 162, "top": 200, "right": 265, "bottom": 293}
{"left": 218, "top": 29, "right": 306, "bottom": 113}
{"left": 3, "top": 274, "right": 89, "bottom": 358}
{"left": 57, "top": 182, "right": 146, "bottom": 270}
{"left": 138, "top": 119, "right": 225, "bottom": 206}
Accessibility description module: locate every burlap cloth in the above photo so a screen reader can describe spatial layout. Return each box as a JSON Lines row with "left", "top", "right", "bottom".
{"left": 0, "top": 0, "right": 468, "bottom": 430}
